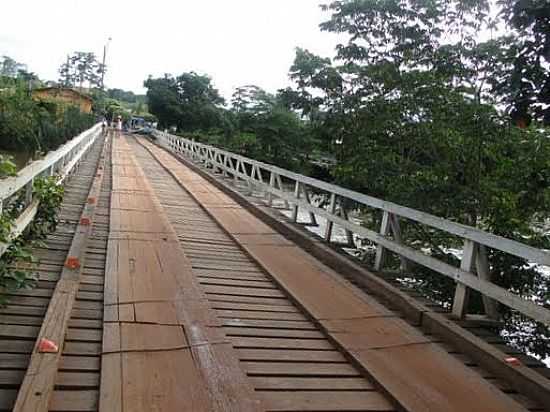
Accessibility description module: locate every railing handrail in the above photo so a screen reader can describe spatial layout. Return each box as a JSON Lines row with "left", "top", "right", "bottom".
{"left": 156, "top": 131, "right": 549, "bottom": 267}
{"left": 155, "top": 130, "right": 550, "bottom": 326}
{"left": 0, "top": 123, "right": 101, "bottom": 201}
{"left": 0, "top": 123, "right": 101, "bottom": 257}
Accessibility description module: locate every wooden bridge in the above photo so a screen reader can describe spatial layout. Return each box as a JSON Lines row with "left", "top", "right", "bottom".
{"left": 0, "top": 125, "right": 549, "bottom": 411}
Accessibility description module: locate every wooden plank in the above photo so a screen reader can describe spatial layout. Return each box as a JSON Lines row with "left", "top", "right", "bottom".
{"left": 223, "top": 326, "right": 324, "bottom": 339}
{"left": 221, "top": 318, "right": 315, "bottom": 330}
{"left": 0, "top": 389, "right": 17, "bottom": 411}
{"left": 59, "top": 356, "right": 100, "bottom": 371}
{"left": 230, "top": 336, "right": 333, "bottom": 350}
{"left": 56, "top": 372, "right": 100, "bottom": 389}
{"left": 257, "top": 391, "right": 394, "bottom": 411}
{"left": 202, "top": 285, "right": 285, "bottom": 298}
{"left": 216, "top": 309, "right": 306, "bottom": 321}
{"left": 243, "top": 362, "right": 360, "bottom": 376}
{"left": 207, "top": 293, "right": 291, "bottom": 306}
{"left": 250, "top": 376, "right": 372, "bottom": 391}
{"left": 49, "top": 390, "right": 97, "bottom": 411}
{"left": 99, "top": 324, "right": 121, "bottom": 412}
{"left": 237, "top": 348, "right": 345, "bottom": 362}
{"left": 0, "top": 369, "right": 25, "bottom": 385}
{"left": 209, "top": 299, "right": 298, "bottom": 311}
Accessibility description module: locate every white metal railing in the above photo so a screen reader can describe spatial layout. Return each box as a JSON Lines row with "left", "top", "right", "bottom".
{"left": 155, "top": 130, "right": 550, "bottom": 327}
{"left": 0, "top": 123, "right": 102, "bottom": 256}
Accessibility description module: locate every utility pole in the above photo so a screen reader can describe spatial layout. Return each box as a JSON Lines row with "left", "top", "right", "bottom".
{"left": 101, "top": 37, "right": 112, "bottom": 90}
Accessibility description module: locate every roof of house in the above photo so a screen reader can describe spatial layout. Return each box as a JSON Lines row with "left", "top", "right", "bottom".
{"left": 32, "top": 87, "right": 94, "bottom": 102}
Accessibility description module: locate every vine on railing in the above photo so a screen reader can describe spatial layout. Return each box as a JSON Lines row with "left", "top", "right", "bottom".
{"left": 0, "top": 155, "right": 16, "bottom": 179}
{"left": 0, "top": 176, "right": 64, "bottom": 305}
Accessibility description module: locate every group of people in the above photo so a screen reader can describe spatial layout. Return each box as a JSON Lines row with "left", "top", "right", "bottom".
{"left": 101, "top": 115, "right": 123, "bottom": 136}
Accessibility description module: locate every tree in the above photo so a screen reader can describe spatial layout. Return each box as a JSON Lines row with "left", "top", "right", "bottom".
{"left": 144, "top": 72, "right": 226, "bottom": 132}
{"left": 497, "top": 0, "right": 550, "bottom": 125}
{"left": 58, "top": 52, "right": 103, "bottom": 90}
{"left": 0, "top": 56, "right": 25, "bottom": 78}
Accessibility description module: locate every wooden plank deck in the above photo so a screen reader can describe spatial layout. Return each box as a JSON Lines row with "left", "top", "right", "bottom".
{"left": 99, "top": 135, "right": 261, "bottom": 412}
{"left": 1, "top": 131, "right": 547, "bottom": 411}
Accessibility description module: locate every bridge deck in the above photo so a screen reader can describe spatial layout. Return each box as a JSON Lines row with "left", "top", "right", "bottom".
{"left": 0, "top": 133, "right": 547, "bottom": 411}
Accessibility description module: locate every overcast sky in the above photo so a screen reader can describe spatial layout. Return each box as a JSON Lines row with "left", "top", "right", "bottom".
{"left": 0, "top": 0, "right": 342, "bottom": 99}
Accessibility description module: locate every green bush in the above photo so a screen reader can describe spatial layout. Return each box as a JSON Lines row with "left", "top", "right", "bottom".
{"left": 0, "top": 175, "right": 65, "bottom": 305}
{"left": 0, "top": 87, "right": 95, "bottom": 153}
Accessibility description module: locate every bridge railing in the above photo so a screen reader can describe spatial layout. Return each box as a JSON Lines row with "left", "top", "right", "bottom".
{"left": 155, "top": 131, "right": 550, "bottom": 327}
{"left": 0, "top": 123, "right": 102, "bottom": 257}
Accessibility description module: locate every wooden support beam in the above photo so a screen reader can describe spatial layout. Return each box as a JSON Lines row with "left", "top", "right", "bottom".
{"left": 374, "top": 211, "right": 392, "bottom": 271}
{"left": 324, "top": 193, "right": 337, "bottom": 242}
{"left": 291, "top": 182, "right": 300, "bottom": 222}
{"left": 300, "top": 184, "right": 318, "bottom": 226}
{"left": 452, "top": 239, "right": 477, "bottom": 319}
{"left": 267, "top": 173, "right": 275, "bottom": 206}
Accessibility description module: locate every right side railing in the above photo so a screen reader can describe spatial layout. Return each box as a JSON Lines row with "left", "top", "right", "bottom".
{"left": 154, "top": 131, "right": 550, "bottom": 327}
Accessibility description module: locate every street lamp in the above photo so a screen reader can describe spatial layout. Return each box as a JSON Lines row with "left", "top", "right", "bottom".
{"left": 101, "top": 37, "right": 112, "bottom": 90}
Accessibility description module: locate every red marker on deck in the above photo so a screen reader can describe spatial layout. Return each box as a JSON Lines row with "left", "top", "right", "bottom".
{"left": 38, "top": 338, "right": 58, "bottom": 353}
{"left": 65, "top": 257, "right": 80, "bottom": 270}
{"left": 504, "top": 357, "right": 521, "bottom": 366}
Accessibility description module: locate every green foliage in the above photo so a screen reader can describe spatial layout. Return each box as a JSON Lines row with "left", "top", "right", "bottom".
{"left": 498, "top": 0, "right": 550, "bottom": 124}
{"left": 29, "top": 176, "right": 65, "bottom": 239}
{"left": 0, "top": 155, "right": 17, "bottom": 178}
{"left": 59, "top": 52, "right": 104, "bottom": 90}
{"left": 0, "top": 239, "right": 37, "bottom": 306}
{"left": 107, "top": 88, "right": 146, "bottom": 104}
{"left": 144, "top": 72, "right": 226, "bottom": 132}
{"left": 0, "top": 175, "right": 64, "bottom": 305}
{"left": 0, "top": 85, "right": 95, "bottom": 153}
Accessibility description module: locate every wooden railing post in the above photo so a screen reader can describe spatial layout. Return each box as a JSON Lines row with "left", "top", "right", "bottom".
{"left": 324, "top": 193, "right": 337, "bottom": 242}
{"left": 275, "top": 175, "right": 289, "bottom": 209}
{"left": 267, "top": 173, "right": 275, "bottom": 206}
{"left": 374, "top": 211, "right": 392, "bottom": 271}
{"left": 338, "top": 204, "right": 355, "bottom": 247}
{"left": 291, "top": 182, "right": 300, "bottom": 222}
{"left": 452, "top": 239, "right": 477, "bottom": 319}
{"left": 476, "top": 245, "right": 499, "bottom": 320}
{"left": 300, "top": 185, "right": 318, "bottom": 226}
{"left": 375, "top": 212, "right": 409, "bottom": 272}
{"left": 24, "top": 179, "right": 33, "bottom": 207}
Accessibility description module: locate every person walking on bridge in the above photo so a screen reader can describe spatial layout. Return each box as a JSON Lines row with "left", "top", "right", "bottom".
{"left": 116, "top": 115, "right": 122, "bottom": 137}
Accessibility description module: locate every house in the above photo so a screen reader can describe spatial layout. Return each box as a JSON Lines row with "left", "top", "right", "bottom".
{"left": 32, "top": 87, "right": 93, "bottom": 114}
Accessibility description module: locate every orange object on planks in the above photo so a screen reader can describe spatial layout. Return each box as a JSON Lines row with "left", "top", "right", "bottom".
{"left": 505, "top": 357, "right": 521, "bottom": 366}
{"left": 38, "top": 338, "right": 59, "bottom": 353}
{"left": 87, "top": 197, "right": 96, "bottom": 204}
{"left": 80, "top": 217, "right": 91, "bottom": 226}
{"left": 65, "top": 256, "right": 81, "bottom": 270}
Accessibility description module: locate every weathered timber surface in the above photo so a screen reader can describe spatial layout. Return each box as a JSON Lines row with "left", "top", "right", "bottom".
{"left": 0, "top": 135, "right": 108, "bottom": 412}
{"left": 99, "top": 135, "right": 261, "bottom": 412}
{"left": 129, "top": 135, "right": 398, "bottom": 412}
{"left": 137, "top": 136, "right": 533, "bottom": 412}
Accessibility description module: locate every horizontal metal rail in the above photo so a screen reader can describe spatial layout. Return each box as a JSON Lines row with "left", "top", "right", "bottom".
{"left": 155, "top": 130, "right": 550, "bottom": 327}
{"left": 0, "top": 123, "right": 102, "bottom": 256}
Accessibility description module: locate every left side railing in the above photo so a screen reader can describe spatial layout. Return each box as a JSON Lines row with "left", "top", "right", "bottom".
{"left": 0, "top": 123, "right": 102, "bottom": 257}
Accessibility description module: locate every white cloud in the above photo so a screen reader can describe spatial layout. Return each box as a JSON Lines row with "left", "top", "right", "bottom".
{"left": 0, "top": 0, "right": 342, "bottom": 99}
